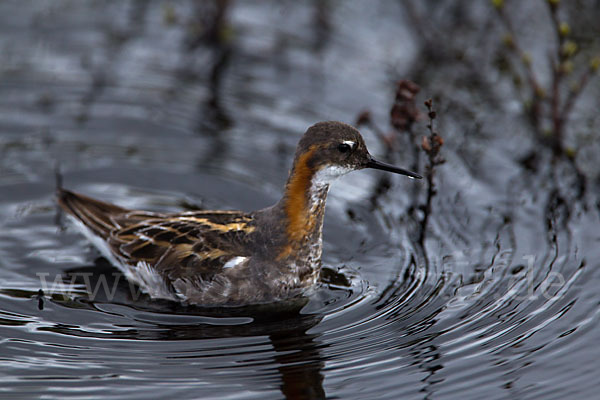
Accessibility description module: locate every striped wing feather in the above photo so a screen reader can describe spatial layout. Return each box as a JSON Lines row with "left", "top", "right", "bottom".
{"left": 58, "top": 189, "right": 255, "bottom": 283}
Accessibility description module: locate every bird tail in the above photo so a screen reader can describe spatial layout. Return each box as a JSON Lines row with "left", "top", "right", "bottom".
{"left": 57, "top": 189, "right": 128, "bottom": 238}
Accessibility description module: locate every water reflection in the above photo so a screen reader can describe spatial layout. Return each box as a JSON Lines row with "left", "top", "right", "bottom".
{"left": 42, "top": 259, "right": 327, "bottom": 398}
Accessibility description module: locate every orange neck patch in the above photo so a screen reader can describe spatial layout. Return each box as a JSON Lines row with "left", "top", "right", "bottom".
{"left": 283, "top": 146, "right": 318, "bottom": 243}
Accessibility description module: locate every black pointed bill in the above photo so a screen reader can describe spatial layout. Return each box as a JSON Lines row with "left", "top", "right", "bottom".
{"left": 366, "top": 157, "right": 422, "bottom": 179}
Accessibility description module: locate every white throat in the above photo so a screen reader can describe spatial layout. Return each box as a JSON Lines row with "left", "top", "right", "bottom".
{"left": 307, "top": 165, "right": 353, "bottom": 212}
{"left": 312, "top": 165, "right": 353, "bottom": 189}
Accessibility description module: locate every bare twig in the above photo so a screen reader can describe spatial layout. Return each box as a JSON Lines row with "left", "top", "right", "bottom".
{"left": 419, "top": 99, "right": 445, "bottom": 244}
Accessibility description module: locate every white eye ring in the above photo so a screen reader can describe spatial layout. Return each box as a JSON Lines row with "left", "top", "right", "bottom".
{"left": 342, "top": 140, "right": 355, "bottom": 148}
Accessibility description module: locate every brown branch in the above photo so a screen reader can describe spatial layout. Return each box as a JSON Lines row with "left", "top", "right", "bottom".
{"left": 419, "top": 99, "right": 445, "bottom": 244}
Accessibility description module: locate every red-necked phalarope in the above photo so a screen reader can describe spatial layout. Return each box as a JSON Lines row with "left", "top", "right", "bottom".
{"left": 57, "top": 121, "right": 421, "bottom": 306}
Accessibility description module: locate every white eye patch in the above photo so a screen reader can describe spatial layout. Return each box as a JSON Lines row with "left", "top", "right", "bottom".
{"left": 342, "top": 140, "right": 356, "bottom": 149}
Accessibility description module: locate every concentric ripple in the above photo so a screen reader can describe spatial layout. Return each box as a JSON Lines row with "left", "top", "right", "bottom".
{"left": 2, "top": 165, "right": 598, "bottom": 400}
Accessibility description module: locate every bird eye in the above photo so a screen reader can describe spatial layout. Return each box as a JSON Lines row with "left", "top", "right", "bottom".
{"left": 338, "top": 143, "right": 351, "bottom": 153}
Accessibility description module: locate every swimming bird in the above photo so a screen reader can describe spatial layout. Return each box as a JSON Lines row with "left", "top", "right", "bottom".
{"left": 57, "top": 121, "right": 421, "bottom": 306}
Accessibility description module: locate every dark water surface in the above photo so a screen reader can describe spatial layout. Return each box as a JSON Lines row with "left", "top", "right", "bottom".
{"left": 1, "top": 1, "right": 600, "bottom": 399}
